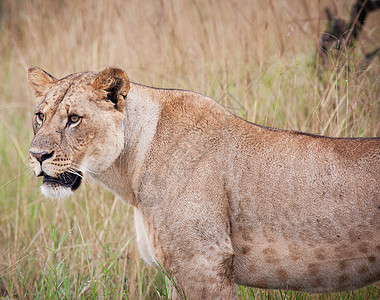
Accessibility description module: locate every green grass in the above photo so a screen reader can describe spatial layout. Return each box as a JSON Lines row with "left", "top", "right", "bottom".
{"left": 1, "top": 0, "right": 379, "bottom": 299}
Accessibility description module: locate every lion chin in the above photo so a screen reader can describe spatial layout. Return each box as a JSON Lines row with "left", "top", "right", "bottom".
{"left": 40, "top": 183, "right": 74, "bottom": 199}
{"left": 38, "top": 171, "right": 82, "bottom": 199}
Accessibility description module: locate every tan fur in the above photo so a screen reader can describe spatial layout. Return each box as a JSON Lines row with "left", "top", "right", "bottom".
{"left": 28, "top": 67, "right": 380, "bottom": 299}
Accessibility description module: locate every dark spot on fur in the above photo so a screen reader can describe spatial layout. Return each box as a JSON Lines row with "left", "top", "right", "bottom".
{"left": 334, "top": 244, "right": 353, "bottom": 259}
{"left": 249, "top": 262, "right": 257, "bottom": 273}
{"left": 307, "top": 263, "right": 319, "bottom": 277}
{"left": 312, "top": 277, "right": 323, "bottom": 288}
{"left": 262, "top": 225, "right": 276, "bottom": 243}
{"left": 358, "top": 265, "right": 369, "bottom": 274}
{"left": 288, "top": 244, "right": 301, "bottom": 262}
{"left": 337, "top": 234, "right": 340, "bottom": 238}
{"left": 368, "top": 256, "right": 376, "bottom": 263}
{"left": 315, "top": 248, "right": 326, "bottom": 260}
{"left": 358, "top": 243, "right": 370, "bottom": 254}
{"left": 241, "top": 246, "right": 250, "bottom": 255}
{"left": 338, "top": 260, "right": 348, "bottom": 271}
{"left": 263, "top": 248, "right": 280, "bottom": 264}
{"left": 338, "top": 274, "right": 349, "bottom": 284}
{"left": 276, "top": 268, "right": 288, "bottom": 281}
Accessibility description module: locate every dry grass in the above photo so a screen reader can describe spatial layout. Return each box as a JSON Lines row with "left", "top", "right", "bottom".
{"left": 0, "top": 0, "right": 379, "bottom": 299}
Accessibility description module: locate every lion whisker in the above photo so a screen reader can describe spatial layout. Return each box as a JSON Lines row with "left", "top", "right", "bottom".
{"left": 67, "top": 167, "right": 84, "bottom": 179}
{"left": 71, "top": 162, "right": 99, "bottom": 176}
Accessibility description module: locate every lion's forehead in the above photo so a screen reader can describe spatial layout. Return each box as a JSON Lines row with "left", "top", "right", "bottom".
{"left": 41, "top": 73, "right": 96, "bottom": 111}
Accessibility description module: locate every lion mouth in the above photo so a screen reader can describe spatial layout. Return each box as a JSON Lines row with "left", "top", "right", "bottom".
{"left": 41, "top": 171, "right": 82, "bottom": 190}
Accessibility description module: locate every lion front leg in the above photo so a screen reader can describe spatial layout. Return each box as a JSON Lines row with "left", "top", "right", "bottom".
{"left": 150, "top": 214, "right": 237, "bottom": 300}
{"left": 137, "top": 177, "right": 236, "bottom": 298}
{"left": 159, "top": 246, "right": 236, "bottom": 300}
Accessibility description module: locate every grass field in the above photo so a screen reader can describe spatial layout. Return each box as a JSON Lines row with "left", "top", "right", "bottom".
{"left": 0, "top": 0, "right": 379, "bottom": 299}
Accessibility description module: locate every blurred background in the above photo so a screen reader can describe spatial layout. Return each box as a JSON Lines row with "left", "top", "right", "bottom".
{"left": 0, "top": 0, "right": 379, "bottom": 298}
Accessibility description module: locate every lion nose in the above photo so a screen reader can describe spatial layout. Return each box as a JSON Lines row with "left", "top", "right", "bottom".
{"left": 30, "top": 151, "right": 54, "bottom": 164}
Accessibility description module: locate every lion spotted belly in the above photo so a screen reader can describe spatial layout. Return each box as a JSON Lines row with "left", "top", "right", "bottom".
{"left": 232, "top": 227, "right": 380, "bottom": 292}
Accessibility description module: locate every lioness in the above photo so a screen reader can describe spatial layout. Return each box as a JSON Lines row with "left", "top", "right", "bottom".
{"left": 28, "top": 67, "right": 379, "bottom": 299}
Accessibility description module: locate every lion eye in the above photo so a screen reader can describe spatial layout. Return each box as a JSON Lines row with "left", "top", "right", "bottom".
{"left": 36, "top": 112, "right": 44, "bottom": 123}
{"left": 68, "top": 115, "right": 81, "bottom": 125}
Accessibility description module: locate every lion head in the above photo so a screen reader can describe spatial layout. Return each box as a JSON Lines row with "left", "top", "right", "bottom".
{"left": 28, "top": 67, "right": 130, "bottom": 198}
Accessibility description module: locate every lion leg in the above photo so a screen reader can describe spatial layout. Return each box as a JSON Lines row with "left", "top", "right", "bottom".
{"left": 139, "top": 182, "right": 236, "bottom": 298}
{"left": 154, "top": 232, "right": 236, "bottom": 299}
{"left": 158, "top": 240, "right": 236, "bottom": 299}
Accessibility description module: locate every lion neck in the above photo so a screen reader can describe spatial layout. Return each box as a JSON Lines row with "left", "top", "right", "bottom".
{"left": 92, "top": 83, "right": 162, "bottom": 206}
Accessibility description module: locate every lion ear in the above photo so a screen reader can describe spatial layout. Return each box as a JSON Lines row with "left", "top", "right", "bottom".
{"left": 91, "top": 67, "right": 130, "bottom": 113}
{"left": 27, "top": 67, "right": 57, "bottom": 98}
